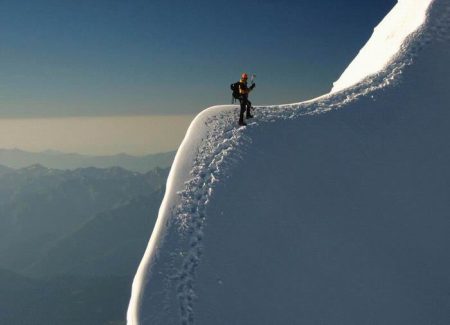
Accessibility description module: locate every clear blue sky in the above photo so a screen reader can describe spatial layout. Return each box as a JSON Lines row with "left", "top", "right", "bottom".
{"left": 0, "top": 0, "right": 397, "bottom": 118}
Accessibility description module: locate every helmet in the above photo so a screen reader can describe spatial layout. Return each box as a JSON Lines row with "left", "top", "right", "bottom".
{"left": 241, "top": 73, "right": 248, "bottom": 80}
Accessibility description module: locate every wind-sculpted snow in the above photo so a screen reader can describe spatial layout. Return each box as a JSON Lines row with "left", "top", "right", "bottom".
{"left": 331, "top": 0, "right": 434, "bottom": 93}
{"left": 172, "top": 111, "right": 254, "bottom": 323}
{"left": 128, "top": 1, "right": 450, "bottom": 324}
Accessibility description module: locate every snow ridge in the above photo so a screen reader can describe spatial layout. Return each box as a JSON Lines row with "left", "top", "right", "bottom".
{"left": 127, "top": 1, "right": 449, "bottom": 324}
{"left": 331, "top": 0, "right": 434, "bottom": 93}
{"left": 172, "top": 111, "right": 252, "bottom": 324}
{"left": 169, "top": 2, "right": 448, "bottom": 322}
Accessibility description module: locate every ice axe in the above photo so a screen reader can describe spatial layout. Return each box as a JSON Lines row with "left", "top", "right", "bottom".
{"left": 250, "top": 74, "right": 256, "bottom": 112}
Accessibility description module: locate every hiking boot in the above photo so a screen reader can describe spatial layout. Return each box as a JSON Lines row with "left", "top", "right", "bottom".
{"left": 238, "top": 120, "right": 247, "bottom": 126}
{"left": 246, "top": 113, "right": 254, "bottom": 119}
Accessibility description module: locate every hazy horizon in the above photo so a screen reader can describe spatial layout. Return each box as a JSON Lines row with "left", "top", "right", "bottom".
{"left": 0, "top": 114, "right": 194, "bottom": 156}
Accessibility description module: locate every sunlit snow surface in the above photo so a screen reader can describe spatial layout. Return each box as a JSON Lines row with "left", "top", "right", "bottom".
{"left": 331, "top": 0, "right": 434, "bottom": 93}
{"left": 128, "top": 0, "right": 450, "bottom": 324}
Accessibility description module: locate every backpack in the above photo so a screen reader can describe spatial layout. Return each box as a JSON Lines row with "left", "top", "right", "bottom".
{"left": 230, "top": 82, "right": 241, "bottom": 100}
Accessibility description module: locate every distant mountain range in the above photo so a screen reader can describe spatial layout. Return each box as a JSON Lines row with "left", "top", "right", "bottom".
{"left": 0, "top": 164, "right": 168, "bottom": 324}
{"left": 0, "top": 164, "right": 167, "bottom": 275}
{"left": 0, "top": 148, "right": 175, "bottom": 173}
{"left": 26, "top": 192, "right": 164, "bottom": 277}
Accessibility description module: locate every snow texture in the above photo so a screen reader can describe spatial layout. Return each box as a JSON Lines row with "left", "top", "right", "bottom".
{"left": 331, "top": 0, "right": 434, "bottom": 93}
{"left": 128, "top": 0, "right": 450, "bottom": 324}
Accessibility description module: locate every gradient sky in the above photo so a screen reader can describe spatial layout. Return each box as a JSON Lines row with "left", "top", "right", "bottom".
{"left": 0, "top": 0, "right": 397, "bottom": 118}
{"left": 0, "top": 0, "right": 397, "bottom": 155}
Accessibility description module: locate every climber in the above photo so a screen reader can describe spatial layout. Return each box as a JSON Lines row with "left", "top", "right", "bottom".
{"left": 230, "top": 73, "right": 255, "bottom": 126}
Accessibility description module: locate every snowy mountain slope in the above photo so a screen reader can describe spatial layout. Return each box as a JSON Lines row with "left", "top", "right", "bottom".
{"left": 128, "top": 1, "right": 450, "bottom": 324}
{"left": 331, "top": 0, "right": 434, "bottom": 93}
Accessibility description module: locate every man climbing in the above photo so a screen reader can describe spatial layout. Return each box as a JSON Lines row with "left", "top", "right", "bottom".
{"left": 236, "top": 73, "right": 255, "bottom": 126}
